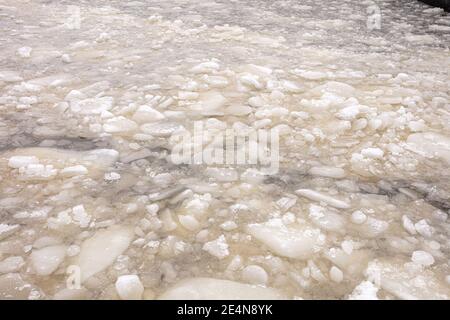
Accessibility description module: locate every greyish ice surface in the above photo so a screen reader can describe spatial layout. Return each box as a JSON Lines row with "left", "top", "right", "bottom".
{"left": 0, "top": 0, "right": 450, "bottom": 300}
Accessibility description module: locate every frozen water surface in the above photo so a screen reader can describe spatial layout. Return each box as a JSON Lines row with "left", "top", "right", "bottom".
{"left": 0, "top": 0, "right": 449, "bottom": 299}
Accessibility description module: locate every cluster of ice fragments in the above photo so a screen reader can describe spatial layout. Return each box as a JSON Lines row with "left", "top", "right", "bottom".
{"left": 0, "top": 0, "right": 449, "bottom": 300}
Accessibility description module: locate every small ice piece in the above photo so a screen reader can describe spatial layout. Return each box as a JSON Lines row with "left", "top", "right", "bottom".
{"left": 281, "top": 80, "right": 302, "bottom": 93}
{"left": 351, "top": 211, "right": 367, "bottom": 224}
{"left": 226, "top": 105, "right": 252, "bottom": 116}
{"left": 61, "top": 54, "right": 72, "bottom": 63}
{"left": 60, "top": 165, "right": 88, "bottom": 177}
{"left": 348, "top": 281, "right": 379, "bottom": 300}
{"left": 132, "top": 105, "right": 165, "bottom": 123}
{"left": 17, "top": 46, "right": 32, "bottom": 58}
{"left": 361, "top": 148, "right": 384, "bottom": 159}
{"left": 246, "top": 219, "right": 325, "bottom": 260}
{"left": 276, "top": 196, "right": 297, "bottom": 211}
{"left": 104, "top": 172, "right": 121, "bottom": 181}
{"left": 204, "top": 75, "right": 229, "bottom": 88}
{"left": 146, "top": 204, "right": 160, "bottom": 215}
{"left": 30, "top": 245, "right": 66, "bottom": 276}
{"left": 220, "top": 221, "right": 238, "bottom": 231}
{"left": 195, "top": 91, "right": 227, "bottom": 113}
{"left": 295, "top": 70, "right": 328, "bottom": 80}
{"left": 0, "top": 71, "right": 23, "bottom": 82}
{"left": 239, "top": 73, "right": 263, "bottom": 90}
{"left": 295, "top": 189, "right": 350, "bottom": 209}
{"left": 241, "top": 265, "right": 268, "bottom": 285}
{"left": 18, "top": 164, "right": 58, "bottom": 180}
{"left": 366, "top": 259, "right": 448, "bottom": 299}
{"left": 0, "top": 256, "right": 25, "bottom": 274}
{"left": 115, "top": 275, "right": 144, "bottom": 300}
{"left": 411, "top": 251, "right": 435, "bottom": 266}
{"left": 83, "top": 149, "right": 119, "bottom": 166}
{"left": 308, "top": 166, "right": 346, "bottom": 179}
{"left": 414, "top": 219, "right": 434, "bottom": 238}
{"left": 178, "top": 215, "right": 200, "bottom": 231}
{"left": 66, "top": 245, "right": 80, "bottom": 257}
{"left": 103, "top": 117, "right": 138, "bottom": 133}
{"left": 329, "top": 266, "right": 343, "bottom": 283}
{"left": 406, "top": 132, "right": 450, "bottom": 164}
{"left": 8, "top": 156, "right": 39, "bottom": 168}
{"left": 178, "top": 91, "right": 199, "bottom": 100}
{"left": 71, "top": 205, "right": 91, "bottom": 228}
{"left": 202, "top": 235, "right": 229, "bottom": 259}
{"left": 341, "top": 240, "right": 354, "bottom": 255}
{"left": 70, "top": 97, "right": 114, "bottom": 115}
{"left": 358, "top": 217, "right": 389, "bottom": 238}
{"left": 248, "top": 96, "right": 264, "bottom": 108}
{"left": 336, "top": 105, "right": 360, "bottom": 120}
{"left": 0, "top": 224, "right": 20, "bottom": 240}
{"left": 140, "top": 122, "right": 184, "bottom": 137}
{"left": 402, "top": 215, "right": 417, "bottom": 235}
{"left": 158, "top": 277, "right": 285, "bottom": 300}
{"left": 308, "top": 204, "right": 345, "bottom": 232}
{"left": 76, "top": 225, "right": 134, "bottom": 282}
{"left": 190, "top": 61, "right": 220, "bottom": 74}
{"left": 19, "top": 96, "right": 38, "bottom": 105}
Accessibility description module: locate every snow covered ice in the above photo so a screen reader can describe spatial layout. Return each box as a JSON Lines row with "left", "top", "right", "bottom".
{"left": 0, "top": 0, "right": 449, "bottom": 300}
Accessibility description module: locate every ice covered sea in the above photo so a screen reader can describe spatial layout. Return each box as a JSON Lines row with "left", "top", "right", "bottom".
{"left": 0, "top": 0, "right": 449, "bottom": 299}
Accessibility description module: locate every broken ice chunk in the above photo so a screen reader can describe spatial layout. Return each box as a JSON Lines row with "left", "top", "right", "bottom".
{"left": 131, "top": 105, "right": 165, "bottom": 123}
{"left": 295, "top": 189, "right": 350, "bottom": 209}
{"left": 246, "top": 219, "right": 325, "bottom": 259}
{"left": 308, "top": 204, "right": 346, "bottom": 233}
{"left": 103, "top": 117, "right": 138, "bottom": 133}
{"left": 115, "top": 275, "right": 144, "bottom": 300}
{"left": 366, "top": 259, "right": 450, "bottom": 299}
{"left": 406, "top": 132, "right": 450, "bottom": 164}
{"left": 192, "top": 91, "right": 227, "bottom": 113}
{"left": 75, "top": 225, "right": 134, "bottom": 282}
{"left": 104, "top": 172, "right": 121, "bottom": 181}
{"left": 0, "top": 224, "right": 20, "bottom": 241}
{"left": 348, "top": 281, "right": 379, "bottom": 300}
{"left": 18, "top": 164, "right": 58, "bottom": 180}
{"left": 202, "top": 235, "right": 229, "bottom": 259}
{"left": 60, "top": 165, "right": 88, "bottom": 177}
{"left": 17, "top": 46, "right": 32, "bottom": 58}
{"left": 241, "top": 265, "right": 268, "bottom": 285}
{"left": 0, "top": 256, "right": 25, "bottom": 274}
{"left": 361, "top": 148, "right": 384, "bottom": 159}
{"left": 30, "top": 245, "right": 66, "bottom": 276}
{"left": 178, "top": 215, "right": 200, "bottom": 231}
{"left": 329, "top": 266, "right": 344, "bottom": 283}
{"left": 70, "top": 97, "right": 114, "bottom": 115}
{"left": 351, "top": 210, "right": 367, "bottom": 224}
{"left": 140, "top": 122, "right": 184, "bottom": 137}
{"left": 402, "top": 215, "right": 417, "bottom": 235}
{"left": 190, "top": 61, "right": 220, "bottom": 74}
{"left": 414, "top": 219, "right": 434, "bottom": 238}
{"left": 8, "top": 156, "right": 39, "bottom": 168}
{"left": 411, "top": 251, "right": 434, "bottom": 266}
{"left": 324, "top": 247, "right": 371, "bottom": 275}
{"left": 354, "top": 217, "right": 389, "bottom": 238}
{"left": 0, "top": 71, "right": 23, "bottom": 82}
{"left": 308, "top": 166, "right": 346, "bottom": 178}
{"left": 238, "top": 73, "right": 263, "bottom": 90}
{"left": 158, "top": 277, "right": 285, "bottom": 300}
